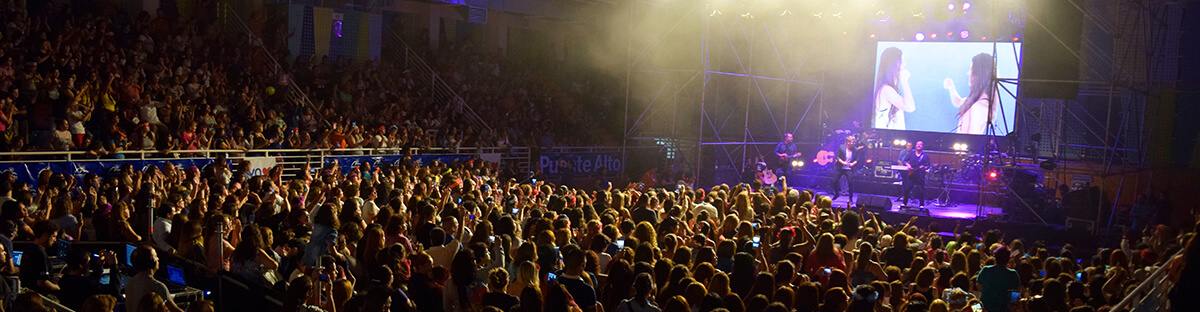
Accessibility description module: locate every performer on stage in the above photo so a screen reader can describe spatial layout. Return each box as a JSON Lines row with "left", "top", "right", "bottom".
{"left": 874, "top": 47, "right": 916, "bottom": 130}
{"left": 831, "top": 135, "right": 857, "bottom": 202}
{"left": 900, "top": 141, "right": 931, "bottom": 207}
{"left": 775, "top": 133, "right": 801, "bottom": 180}
{"left": 943, "top": 53, "right": 996, "bottom": 135}
{"left": 897, "top": 141, "right": 913, "bottom": 180}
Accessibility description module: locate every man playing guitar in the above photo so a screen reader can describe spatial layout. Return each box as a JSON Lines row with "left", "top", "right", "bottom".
{"left": 775, "top": 133, "right": 802, "bottom": 182}
{"left": 900, "top": 141, "right": 931, "bottom": 207}
{"left": 831, "top": 135, "right": 857, "bottom": 202}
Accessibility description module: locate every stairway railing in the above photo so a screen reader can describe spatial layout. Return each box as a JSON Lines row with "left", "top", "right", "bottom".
{"left": 218, "top": 3, "right": 329, "bottom": 128}
{"left": 382, "top": 32, "right": 493, "bottom": 134}
{"left": 1110, "top": 248, "right": 1181, "bottom": 312}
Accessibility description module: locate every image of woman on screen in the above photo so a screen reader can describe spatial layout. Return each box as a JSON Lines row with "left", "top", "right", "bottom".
{"left": 874, "top": 47, "right": 916, "bottom": 130}
{"left": 943, "top": 53, "right": 996, "bottom": 135}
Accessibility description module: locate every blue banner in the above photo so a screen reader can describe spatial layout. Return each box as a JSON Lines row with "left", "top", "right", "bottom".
{"left": 0, "top": 158, "right": 216, "bottom": 188}
{"left": 322, "top": 154, "right": 477, "bottom": 174}
{"left": 537, "top": 153, "right": 622, "bottom": 177}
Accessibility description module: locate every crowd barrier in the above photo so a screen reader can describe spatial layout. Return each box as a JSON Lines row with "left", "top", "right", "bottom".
{"left": 0, "top": 147, "right": 517, "bottom": 188}
{"left": 0, "top": 146, "right": 648, "bottom": 188}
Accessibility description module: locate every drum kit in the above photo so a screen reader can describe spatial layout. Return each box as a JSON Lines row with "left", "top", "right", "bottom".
{"left": 923, "top": 151, "right": 1009, "bottom": 207}
{"left": 954, "top": 151, "right": 1009, "bottom": 184}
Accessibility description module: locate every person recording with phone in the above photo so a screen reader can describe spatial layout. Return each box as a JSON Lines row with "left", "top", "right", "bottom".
{"left": 57, "top": 248, "right": 122, "bottom": 311}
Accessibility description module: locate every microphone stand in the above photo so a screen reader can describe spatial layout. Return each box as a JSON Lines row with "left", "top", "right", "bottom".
{"left": 216, "top": 225, "right": 225, "bottom": 311}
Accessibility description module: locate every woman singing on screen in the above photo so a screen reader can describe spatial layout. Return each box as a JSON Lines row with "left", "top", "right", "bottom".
{"left": 944, "top": 53, "right": 996, "bottom": 135}
{"left": 874, "top": 47, "right": 916, "bottom": 130}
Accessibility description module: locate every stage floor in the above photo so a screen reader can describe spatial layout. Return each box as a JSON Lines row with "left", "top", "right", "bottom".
{"left": 816, "top": 190, "right": 1005, "bottom": 220}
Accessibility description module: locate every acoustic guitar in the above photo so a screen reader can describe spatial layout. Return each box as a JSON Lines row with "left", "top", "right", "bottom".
{"left": 757, "top": 169, "right": 778, "bottom": 185}
{"left": 815, "top": 150, "right": 836, "bottom": 166}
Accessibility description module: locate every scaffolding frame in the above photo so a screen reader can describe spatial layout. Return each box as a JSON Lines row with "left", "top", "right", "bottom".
{"left": 976, "top": 0, "right": 1172, "bottom": 232}
{"left": 618, "top": 0, "right": 1175, "bottom": 233}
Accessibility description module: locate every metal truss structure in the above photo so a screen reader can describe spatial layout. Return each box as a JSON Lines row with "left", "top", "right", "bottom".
{"left": 620, "top": 0, "right": 1177, "bottom": 233}
{"left": 980, "top": 0, "right": 1177, "bottom": 231}
{"left": 620, "top": 0, "right": 827, "bottom": 184}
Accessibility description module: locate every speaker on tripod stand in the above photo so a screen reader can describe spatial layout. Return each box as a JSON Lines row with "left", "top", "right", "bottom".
{"left": 1004, "top": 169, "right": 1044, "bottom": 222}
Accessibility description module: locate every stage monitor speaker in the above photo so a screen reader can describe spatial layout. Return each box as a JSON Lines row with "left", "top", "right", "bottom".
{"left": 857, "top": 195, "right": 893, "bottom": 212}
{"left": 1021, "top": 0, "right": 1084, "bottom": 99}
{"left": 1063, "top": 186, "right": 1101, "bottom": 219}
{"left": 1006, "top": 169, "right": 1039, "bottom": 194}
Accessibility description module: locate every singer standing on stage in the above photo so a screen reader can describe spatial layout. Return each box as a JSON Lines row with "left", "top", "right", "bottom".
{"left": 831, "top": 135, "right": 857, "bottom": 202}
{"left": 901, "top": 141, "right": 931, "bottom": 207}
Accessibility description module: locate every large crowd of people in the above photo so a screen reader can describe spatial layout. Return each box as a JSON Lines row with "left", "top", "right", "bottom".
{"left": 0, "top": 0, "right": 620, "bottom": 157}
{"left": 0, "top": 2, "right": 1198, "bottom": 312}
{"left": 0, "top": 149, "right": 1195, "bottom": 312}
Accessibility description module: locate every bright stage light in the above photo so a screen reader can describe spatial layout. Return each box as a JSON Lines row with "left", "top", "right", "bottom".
{"left": 960, "top": 144, "right": 968, "bottom": 150}
{"left": 1013, "top": 37, "right": 1020, "bottom": 41}
{"left": 960, "top": 30, "right": 970, "bottom": 39}
{"left": 870, "top": 34, "right": 876, "bottom": 38}
{"left": 931, "top": 33, "right": 937, "bottom": 39}
{"left": 962, "top": 2, "right": 971, "bottom": 10}
{"left": 915, "top": 33, "right": 925, "bottom": 41}
{"left": 989, "top": 171, "right": 998, "bottom": 179}
{"left": 791, "top": 160, "right": 805, "bottom": 167}
{"left": 947, "top": 3, "right": 955, "bottom": 11}
{"left": 893, "top": 139, "right": 901, "bottom": 146}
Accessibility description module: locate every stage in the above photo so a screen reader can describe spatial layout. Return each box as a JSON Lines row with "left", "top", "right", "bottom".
{"left": 817, "top": 190, "right": 1006, "bottom": 220}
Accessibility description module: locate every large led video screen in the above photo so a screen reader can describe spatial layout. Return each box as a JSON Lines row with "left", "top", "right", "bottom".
{"left": 871, "top": 41, "right": 1020, "bottom": 135}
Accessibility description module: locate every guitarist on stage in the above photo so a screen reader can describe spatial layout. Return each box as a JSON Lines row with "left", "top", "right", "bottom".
{"left": 831, "top": 135, "right": 857, "bottom": 202}
{"left": 900, "top": 141, "right": 931, "bottom": 207}
{"left": 775, "top": 133, "right": 802, "bottom": 181}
